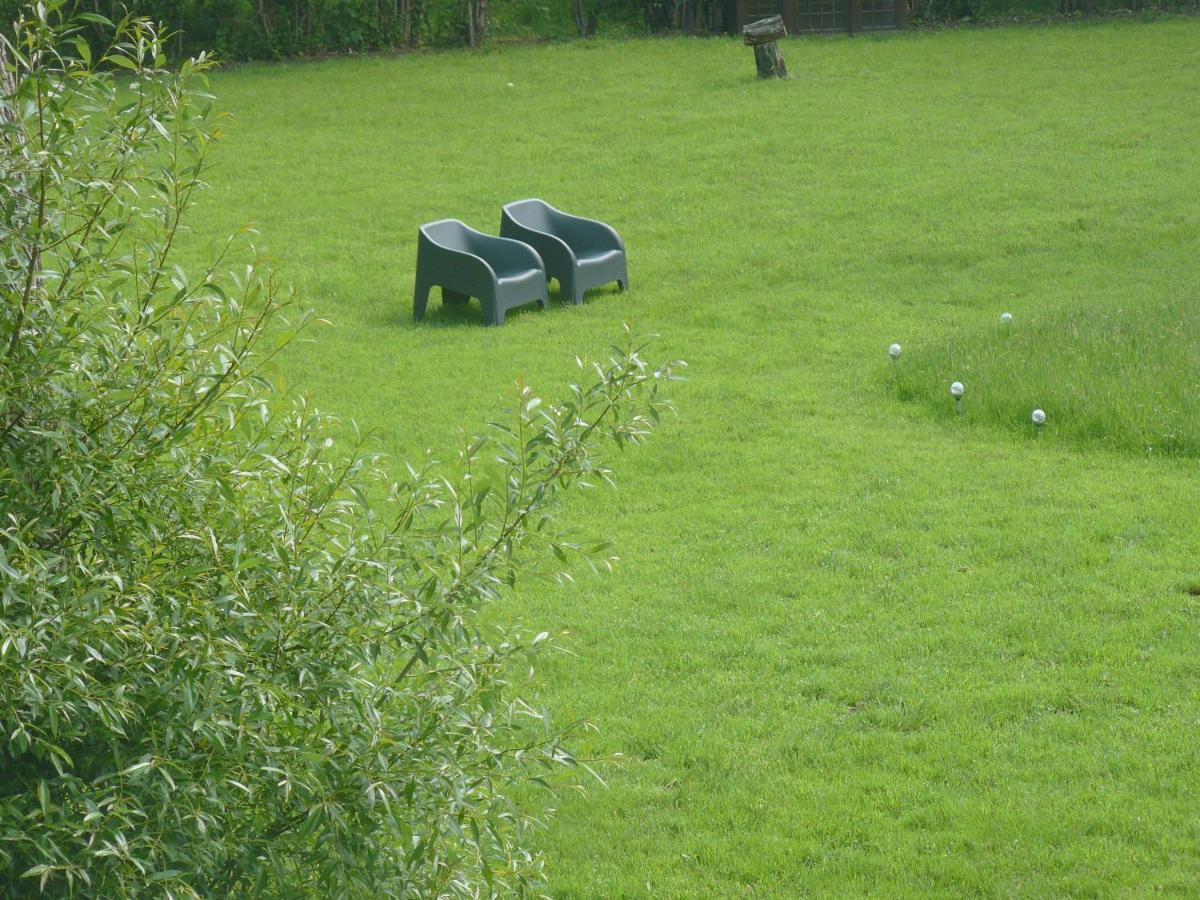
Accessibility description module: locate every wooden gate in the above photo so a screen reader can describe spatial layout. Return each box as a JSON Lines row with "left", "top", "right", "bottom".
{"left": 738, "top": 0, "right": 906, "bottom": 34}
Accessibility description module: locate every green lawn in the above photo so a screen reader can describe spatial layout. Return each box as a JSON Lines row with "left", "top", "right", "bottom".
{"left": 186, "top": 21, "right": 1200, "bottom": 896}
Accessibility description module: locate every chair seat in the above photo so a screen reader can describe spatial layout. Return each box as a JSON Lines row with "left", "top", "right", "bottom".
{"left": 577, "top": 249, "right": 623, "bottom": 267}
{"left": 497, "top": 267, "right": 542, "bottom": 285}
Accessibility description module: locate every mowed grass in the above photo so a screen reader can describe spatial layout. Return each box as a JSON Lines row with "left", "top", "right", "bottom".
{"left": 185, "top": 22, "right": 1200, "bottom": 896}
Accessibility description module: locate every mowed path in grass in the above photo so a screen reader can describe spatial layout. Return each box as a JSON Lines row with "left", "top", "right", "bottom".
{"left": 188, "top": 22, "right": 1200, "bottom": 896}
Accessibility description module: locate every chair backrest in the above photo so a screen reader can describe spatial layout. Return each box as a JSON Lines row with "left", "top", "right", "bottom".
{"left": 421, "top": 219, "right": 476, "bottom": 253}
{"left": 504, "top": 199, "right": 555, "bottom": 232}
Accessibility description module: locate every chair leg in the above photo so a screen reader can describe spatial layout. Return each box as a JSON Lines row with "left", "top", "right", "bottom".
{"left": 617, "top": 266, "right": 629, "bottom": 292}
{"left": 483, "top": 297, "right": 503, "bottom": 326}
{"left": 563, "top": 274, "right": 584, "bottom": 305}
{"left": 538, "top": 291, "right": 549, "bottom": 311}
{"left": 413, "top": 278, "right": 433, "bottom": 321}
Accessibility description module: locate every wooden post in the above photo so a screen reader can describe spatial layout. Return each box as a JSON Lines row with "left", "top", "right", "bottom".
{"left": 848, "top": 0, "right": 863, "bottom": 34}
{"left": 742, "top": 15, "right": 788, "bottom": 79}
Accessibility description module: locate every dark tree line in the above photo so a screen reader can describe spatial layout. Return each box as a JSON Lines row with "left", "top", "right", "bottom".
{"left": 0, "top": 0, "right": 1190, "bottom": 64}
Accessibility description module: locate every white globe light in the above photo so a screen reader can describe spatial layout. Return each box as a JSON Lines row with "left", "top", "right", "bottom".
{"left": 950, "top": 381, "right": 965, "bottom": 398}
{"left": 1032, "top": 408, "right": 1046, "bottom": 426}
{"left": 506, "top": 82, "right": 515, "bottom": 87}
{"left": 1001, "top": 312, "right": 1013, "bottom": 324}
{"left": 889, "top": 343, "right": 902, "bottom": 359}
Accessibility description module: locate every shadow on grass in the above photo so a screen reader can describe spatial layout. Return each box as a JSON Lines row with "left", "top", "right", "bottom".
{"left": 389, "top": 282, "right": 626, "bottom": 330}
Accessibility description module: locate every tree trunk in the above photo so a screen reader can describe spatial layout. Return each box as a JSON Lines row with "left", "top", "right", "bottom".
{"left": 466, "top": 0, "right": 486, "bottom": 46}
{"left": 572, "top": 0, "right": 598, "bottom": 36}
{"left": 752, "top": 42, "right": 787, "bottom": 78}
{"left": 255, "top": 0, "right": 274, "bottom": 49}
{"left": 742, "top": 15, "right": 788, "bottom": 79}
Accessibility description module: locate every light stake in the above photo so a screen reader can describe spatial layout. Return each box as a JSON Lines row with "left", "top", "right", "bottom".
{"left": 950, "top": 381, "right": 965, "bottom": 416}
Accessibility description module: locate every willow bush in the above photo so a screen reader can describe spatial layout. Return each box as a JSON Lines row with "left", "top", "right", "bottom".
{"left": 0, "top": 6, "right": 681, "bottom": 895}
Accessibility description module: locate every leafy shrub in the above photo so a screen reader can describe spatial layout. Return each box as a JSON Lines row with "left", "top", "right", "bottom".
{"left": 0, "top": 7, "right": 681, "bottom": 895}
{"left": 0, "top": 0, "right": 541, "bottom": 60}
{"left": 0, "top": 0, "right": 651, "bottom": 59}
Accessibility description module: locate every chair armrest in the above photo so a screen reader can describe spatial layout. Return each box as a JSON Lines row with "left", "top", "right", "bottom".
{"left": 547, "top": 208, "right": 624, "bottom": 255}
{"left": 502, "top": 211, "right": 576, "bottom": 270}
{"left": 419, "top": 229, "right": 496, "bottom": 282}
{"left": 469, "top": 232, "right": 544, "bottom": 272}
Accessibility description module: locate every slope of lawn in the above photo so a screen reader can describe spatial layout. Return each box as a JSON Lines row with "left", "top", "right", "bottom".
{"left": 186, "top": 21, "right": 1200, "bottom": 896}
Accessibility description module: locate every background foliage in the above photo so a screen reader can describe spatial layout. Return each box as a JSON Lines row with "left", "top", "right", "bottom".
{"left": 0, "top": 7, "right": 678, "bottom": 895}
{"left": 1, "top": 0, "right": 1193, "bottom": 60}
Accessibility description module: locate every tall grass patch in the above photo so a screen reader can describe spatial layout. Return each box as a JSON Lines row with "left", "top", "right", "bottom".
{"left": 891, "top": 290, "right": 1200, "bottom": 456}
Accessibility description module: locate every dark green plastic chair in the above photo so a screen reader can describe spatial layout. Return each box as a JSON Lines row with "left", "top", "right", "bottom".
{"left": 413, "top": 219, "right": 548, "bottom": 326}
{"left": 499, "top": 199, "right": 628, "bottom": 305}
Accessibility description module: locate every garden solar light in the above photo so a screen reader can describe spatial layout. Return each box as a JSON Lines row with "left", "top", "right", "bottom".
{"left": 889, "top": 342, "right": 902, "bottom": 360}
{"left": 950, "top": 381, "right": 964, "bottom": 415}
{"left": 1033, "top": 408, "right": 1046, "bottom": 427}
{"left": 1001, "top": 312, "right": 1013, "bottom": 324}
